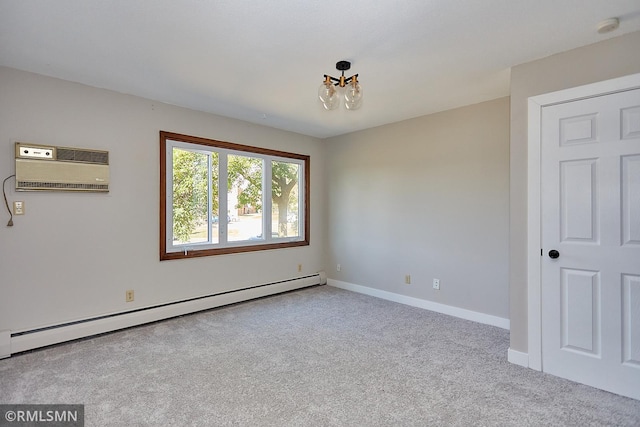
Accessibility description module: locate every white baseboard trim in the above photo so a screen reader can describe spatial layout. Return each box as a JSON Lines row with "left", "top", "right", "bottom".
{"left": 9, "top": 274, "right": 323, "bottom": 355}
{"left": 507, "top": 348, "right": 529, "bottom": 368}
{"left": 328, "top": 279, "right": 510, "bottom": 330}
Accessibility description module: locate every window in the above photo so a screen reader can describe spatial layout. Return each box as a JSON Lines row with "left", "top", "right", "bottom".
{"left": 160, "top": 131, "right": 309, "bottom": 260}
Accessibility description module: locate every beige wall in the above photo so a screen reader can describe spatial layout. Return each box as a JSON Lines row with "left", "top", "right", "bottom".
{"left": 0, "top": 66, "right": 325, "bottom": 332}
{"left": 325, "top": 97, "right": 510, "bottom": 319}
{"left": 4, "top": 30, "right": 638, "bottom": 353}
{"left": 509, "top": 31, "right": 640, "bottom": 352}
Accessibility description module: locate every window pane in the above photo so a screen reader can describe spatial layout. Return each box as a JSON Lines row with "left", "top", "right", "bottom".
{"left": 271, "top": 161, "right": 300, "bottom": 238}
{"left": 210, "top": 151, "right": 220, "bottom": 244}
{"left": 228, "top": 154, "right": 263, "bottom": 242}
{"left": 172, "top": 148, "right": 208, "bottom": 245}
{"left": 161, "top": 131, "right": 309, "bottom": 260}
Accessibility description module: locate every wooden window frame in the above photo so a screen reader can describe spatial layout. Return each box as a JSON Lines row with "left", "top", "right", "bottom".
{"left": 160, "top": 131, "right": 310, "bottom": 261}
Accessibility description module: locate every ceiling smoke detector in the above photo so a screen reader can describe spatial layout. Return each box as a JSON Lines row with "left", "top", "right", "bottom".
{"left": 597, "top": 18, "right": 619, "bottom": 34}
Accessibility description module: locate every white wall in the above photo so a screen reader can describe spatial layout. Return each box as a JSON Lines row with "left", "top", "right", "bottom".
{"left": 324, "top": 97, "right": 510, "bottom": 320}
{"left": 509, "top": 31, "right": 640, "bottom": 353}
{"left": 0, "top": 66, "right": 325, "bottom": 333}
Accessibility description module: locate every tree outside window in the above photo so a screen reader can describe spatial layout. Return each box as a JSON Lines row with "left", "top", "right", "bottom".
{"left": 160, "top": 131, "right": 309, "bottom": 260}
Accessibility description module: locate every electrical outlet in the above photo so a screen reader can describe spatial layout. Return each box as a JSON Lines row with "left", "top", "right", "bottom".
{"left": 337, "top": 264, "right": 341, "bottom": 272}
{"left": 433, "top": 279, "right": 440, "bottom": 290}
{"left": 126, "top": 290, "right": 134, "bottom": 302}
{"left": 405, "top": 275, "right": 411, "bottom": 284}
{"left": 298, "top": 264, "right": 302, "bottom": 272}
{"left": 13, "top": 201, "right": 24, "bottom": 215}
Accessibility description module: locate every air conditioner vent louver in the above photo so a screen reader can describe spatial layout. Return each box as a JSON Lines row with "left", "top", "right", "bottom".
{"left": 15, "top": 142, "right": 110, "bottom": 192}
{"left": 56, "top": 148, "right": 109, "bottom": 165}
{"left": 16, "top": 181, "right": 109, "bottom": 191}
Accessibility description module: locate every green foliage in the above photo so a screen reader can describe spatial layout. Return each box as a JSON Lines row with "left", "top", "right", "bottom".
{"left": 272, "top": 162, "right": 299, "bottom": 236}
{"left": 228, "top": 155, "right": 263, "bottom": 211}
{"left": 272, "top": 162, "right": 298, "bottom": 200}
{"left": 172, "top": 150, "right": 299, "bottom": 240}
{"left": 172, "top": 149, "right": 216, "bottom": 242}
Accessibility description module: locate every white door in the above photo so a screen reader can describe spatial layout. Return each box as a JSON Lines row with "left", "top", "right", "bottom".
{"left": 541, "top": 88, "right": 640, "bottom": 400}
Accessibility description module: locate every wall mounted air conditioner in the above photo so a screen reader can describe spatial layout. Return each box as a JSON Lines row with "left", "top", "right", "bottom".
{"left": 15, "top": 142, "right": 109, "bottom": 192}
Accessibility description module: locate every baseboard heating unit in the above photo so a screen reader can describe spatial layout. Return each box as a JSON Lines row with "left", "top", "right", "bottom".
{"left": 4, "top": 272, "right": 326, "bottom": 357}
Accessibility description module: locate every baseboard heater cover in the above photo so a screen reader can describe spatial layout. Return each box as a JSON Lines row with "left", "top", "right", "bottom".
{"left": 9, "top": 273, "right": 325, "bottom": 355}
{"left": 0, "top": 330, "right": 10, "bottom": 359}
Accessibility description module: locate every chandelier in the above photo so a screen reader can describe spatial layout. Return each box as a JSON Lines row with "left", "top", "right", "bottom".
{"left": 318, "top": 61, "right": 362, "bottom": 111}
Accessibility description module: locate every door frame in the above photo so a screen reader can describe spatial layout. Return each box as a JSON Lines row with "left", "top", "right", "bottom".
{"left": 526, "top": 72, "right": 640, "bottom": 371}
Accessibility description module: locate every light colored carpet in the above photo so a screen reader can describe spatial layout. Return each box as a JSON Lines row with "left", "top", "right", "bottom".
{"left": 1, "top": 286, "right": 639, "bottom": 426}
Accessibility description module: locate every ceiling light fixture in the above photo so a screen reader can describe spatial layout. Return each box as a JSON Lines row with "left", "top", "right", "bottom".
{"left": 318, "top": 61, "right": 362, "bottom": 111}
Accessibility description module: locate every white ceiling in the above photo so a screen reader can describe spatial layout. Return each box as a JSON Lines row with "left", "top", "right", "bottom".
{"left": 1, "top": 1, "right": 639, "bottom": 139}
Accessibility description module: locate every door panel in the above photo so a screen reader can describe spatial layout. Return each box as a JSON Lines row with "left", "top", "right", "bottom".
{"left": 559, "top": 113, "right": 598, "bottom": 146}
{"left": 622, "top": 274, "right": 640, "bottom": 367}
{"left": 560, "top": 159, "right": 598, "bottom": 242}
{"left": 561, "top": 268, "right": 600, "bottom": 355}
{"left": 621, "top": 106, "right": 640, "bottom": 140}
{"left": 622, "top": 155, "right": 640, "bottom": 246}
{"left": 541, "top": 88, "right": 640, "bottom": 400}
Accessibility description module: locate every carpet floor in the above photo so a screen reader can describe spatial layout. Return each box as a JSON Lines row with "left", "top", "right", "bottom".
{"left": 1, "top": 285, "right": 639, "bottom": 426}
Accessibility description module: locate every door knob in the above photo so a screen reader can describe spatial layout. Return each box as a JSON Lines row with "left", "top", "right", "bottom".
{"left": 548, "top": 249, "right": 560, "bottom": 259}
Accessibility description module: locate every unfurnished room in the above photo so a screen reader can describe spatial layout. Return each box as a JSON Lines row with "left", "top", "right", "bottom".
{"left": 1, "top": 1, "right": 640, "bottom": 426}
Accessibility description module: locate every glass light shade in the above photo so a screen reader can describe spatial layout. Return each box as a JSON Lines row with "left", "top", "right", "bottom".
{"left": 344, "top": 79, "right": 362, "bottom": 110}
{"left": 318, "top": 81, "right": 340, "bottom": 110}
